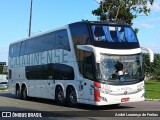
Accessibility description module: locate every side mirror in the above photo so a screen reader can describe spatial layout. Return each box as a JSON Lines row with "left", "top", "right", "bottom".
{"left": 141, "top": 47, "right": 154, "bottom": 62}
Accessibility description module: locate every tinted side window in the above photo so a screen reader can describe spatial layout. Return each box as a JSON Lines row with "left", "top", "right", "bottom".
{"left": 43, "top": 32, "right": 56, "bottom": 51}
{"left": 9, "top": 42, "right": 21, "bottom": 57}
{"left": 82, "top": 51, "right": 94, "bottom": 80}
{"left": 26, "top": 65, "right": 48, "bottom": 80}
{"left": 34, "top": 37, "right": 44, "bottom": 52}
{"left": 50, "top": 64, "right": 74, "bottom": 80}
{"left": 25, "top": 39, "right": 34, "bottom": 54}
{"left": 25, "top": 64, "right": 74, "bottom": 80}
{"left": 69, "top": 22, "right": 91, "bottom": 45}
{"left": 69, "top": 22, "right": 94, "bottom": 80}
{"left": 20, "top": 41, "right": 26, "bottom": 56}
{"left": 8, "top": 69, "right": 12, "bottom": 79}
{"left": 55, "top": 29, "right": 70, "bottom": 51}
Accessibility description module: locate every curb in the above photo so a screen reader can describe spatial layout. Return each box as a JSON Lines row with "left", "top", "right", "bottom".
{"left": 145, "top": 99, "right": 160, "bottom": 101}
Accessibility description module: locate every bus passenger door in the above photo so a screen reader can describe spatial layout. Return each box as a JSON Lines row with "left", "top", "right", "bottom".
{"left": 81, "top": 51, "right": 95, "bottom": 103}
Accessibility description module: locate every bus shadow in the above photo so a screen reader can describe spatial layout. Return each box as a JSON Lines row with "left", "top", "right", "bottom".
{"left": 76, "top": 104, "right": 134, "bottom": 110}
{"left": 0, "top": 92, "right": 17, "bottom": 98}
{"left": 0, "top": 92, "right": 134, "bottom": 111}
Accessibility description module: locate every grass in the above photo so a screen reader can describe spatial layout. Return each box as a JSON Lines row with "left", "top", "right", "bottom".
{"left": 0, "top": 88, "right": 8, "bottom": 91}
{"left": 145, "top": 80, "right": 160, "bottom": 99}
{"left": 0, "top": 88, "right": 6, "bottom": 90}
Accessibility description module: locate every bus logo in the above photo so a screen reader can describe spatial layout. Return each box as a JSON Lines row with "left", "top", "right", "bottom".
{"left": 124, "top": 91, "right": 128, "bottom": 95}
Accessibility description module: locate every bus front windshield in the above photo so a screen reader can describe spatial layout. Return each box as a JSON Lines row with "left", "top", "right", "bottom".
{"left": 98, "top": 54, "right": 143, "bottom": 85}
{"left": 91, "top": 25, "right": 137, "bottom": 42}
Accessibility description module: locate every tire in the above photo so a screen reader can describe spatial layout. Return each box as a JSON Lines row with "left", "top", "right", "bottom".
{"left": 16, "top": 87, "right": 21, "bottom": 99}
{"left": 66, "top": 87, "right": 78, "bottom": 107}
{"left": 55, "top": 86, "right": 66, "bottom": 105}
{"left": 21, "top": 87, "right": 28, "bottom": 100}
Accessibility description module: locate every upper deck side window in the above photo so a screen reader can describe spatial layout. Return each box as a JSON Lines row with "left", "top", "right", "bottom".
{"left": 91, "top": 25, "right": 137, "bottom": 43}
{"left": 9, "top": 42, "right": 21, "bottom": 57}
{"left": 55, "top": 29, "right": 70, "bottom": 51}
{"left": 9, "top": 29, "right": 71, "bottom": 57}
{"left": 69, "top": 22, "right": 91, "bottom": 46}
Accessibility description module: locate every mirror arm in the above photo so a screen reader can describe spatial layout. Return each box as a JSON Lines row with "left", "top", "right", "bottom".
{"left": 141, "top": 46, "right": 154, "bottom": 62}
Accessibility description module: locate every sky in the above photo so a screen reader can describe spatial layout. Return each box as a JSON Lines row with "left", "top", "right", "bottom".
{"left": 0, "top": 0, "right": 160, "bottom": 63}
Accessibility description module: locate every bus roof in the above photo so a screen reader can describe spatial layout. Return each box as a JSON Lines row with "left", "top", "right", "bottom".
{"left": 69, "top": 20, "right": 130, "bottom": 27}
{"left": 10, "top": 20, "right": 130, "bottom": 45}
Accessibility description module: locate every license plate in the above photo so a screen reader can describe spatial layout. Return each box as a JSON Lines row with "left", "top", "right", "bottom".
{"left": 121, "top": 97, "right": 130, "bottom": 102}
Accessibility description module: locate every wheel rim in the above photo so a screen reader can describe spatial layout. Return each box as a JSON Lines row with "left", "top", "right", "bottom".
{"left": 23, "top": 89, "right": 27, "bottom": 99}
{"left": 69, "top": 90, "right": 77, "bottom": 104}
{"left": 16, "top": 89, "right": 20, "bottom": 97}
{"left": 57, "top": 89, "right": 64, "bottom": 101}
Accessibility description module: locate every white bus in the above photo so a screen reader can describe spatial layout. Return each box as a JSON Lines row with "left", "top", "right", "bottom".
{"left": 8, "top": 21, "right": 154, "bottom": 106}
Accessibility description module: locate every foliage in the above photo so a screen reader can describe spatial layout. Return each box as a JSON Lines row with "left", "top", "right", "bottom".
{"left": 145, "top": 80, "right": 160, "bottom": 99}
{"left": 0, "top": 66, "right": 3, "bottom": 74}
{"left": 143, "top": 54, "right": 160, "bottom": 80}
{"left": 92, "top": 0, "right": 154, "bottom": 25}
{"left": 0, "top": 66, "right": 7, "bottom": 74}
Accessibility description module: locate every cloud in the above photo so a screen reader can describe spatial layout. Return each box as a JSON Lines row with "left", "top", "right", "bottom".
{"left": 148, "top": 1, "right": 160, "bottom": 13}
{"left": 147, "top": 47, "right": 160, "bottom": 53}
{"left": 144, "top": 17, "right": 160, "bottom": 22}
{"left": 139, "top": 23, "right": 154, "bottom": 28}
{"left": 141, "top": 44, "right": 160, "bottom": 53}
{"left": 134, "top": 21, "right": 154, "bottom": 28}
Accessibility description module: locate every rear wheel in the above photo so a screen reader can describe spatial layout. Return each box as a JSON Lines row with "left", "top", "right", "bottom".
{"left": 66, "top": 87, "right": 78, "bottom": 107}
{"left": 16, "top": 87, "right": 21, "bottom": 99}
{"left": 21, "top": 87, "right": 28, "bottom": 100}
{"left": 55, "top": 86, "right": 66, "bottom": 105}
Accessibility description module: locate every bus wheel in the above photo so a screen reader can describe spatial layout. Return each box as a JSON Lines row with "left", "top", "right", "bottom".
{"left": 55, "top": 86, "right": 66, "bottom": 105}
{"left": 16, "top": 87, "right": 21, "bottom": 99}
{"left": 21, "top": 87, "right": 28, "bottom": 100}
{"left": 66, "top": 87, "right": 78, "bottom": 107}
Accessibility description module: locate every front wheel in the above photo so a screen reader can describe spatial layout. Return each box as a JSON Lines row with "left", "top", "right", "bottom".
{"left": 66, "top": 87, "right": 78, "bottom": 107}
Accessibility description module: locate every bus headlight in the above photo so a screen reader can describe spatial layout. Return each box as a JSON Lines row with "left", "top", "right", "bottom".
{"left": 91, "top": 85, "right": 112, "bottom": 94}
{"left": 137, "top": 83, "right": 144, "bottom": 91}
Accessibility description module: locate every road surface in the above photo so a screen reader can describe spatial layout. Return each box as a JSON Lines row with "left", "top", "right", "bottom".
{"left": 0, "top": 91, "right": 160, "bottom": 120}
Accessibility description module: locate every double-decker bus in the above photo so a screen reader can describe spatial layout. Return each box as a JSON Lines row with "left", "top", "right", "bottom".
{"left": 8, "top": 21, "right": 154, "bottom": 106}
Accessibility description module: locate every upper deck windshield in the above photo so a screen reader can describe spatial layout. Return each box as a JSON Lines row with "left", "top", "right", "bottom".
{"left": 98, "top": 54, "right": 143, "bottom": 85}
{"left": 91, "top": 25, "right": 137, "bottom": 43}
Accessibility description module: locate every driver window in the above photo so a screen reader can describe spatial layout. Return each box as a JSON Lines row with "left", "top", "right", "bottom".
{"left": 93, "top": 26, "right": 106, "bottom": 41}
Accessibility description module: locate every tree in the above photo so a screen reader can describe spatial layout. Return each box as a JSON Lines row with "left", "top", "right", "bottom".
{"left": 92, "top": 0, "right": 154, "bottom": 25}
{"left": 143, "top": 54, "right": 160, "bottom": 80}
{"left": 0, "top": 66, "right": 3, "bottom": 74}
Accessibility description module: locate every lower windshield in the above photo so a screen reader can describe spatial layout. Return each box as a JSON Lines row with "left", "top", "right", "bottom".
{"left": 99, "top": 54, "right": 143, "bottom": 85}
